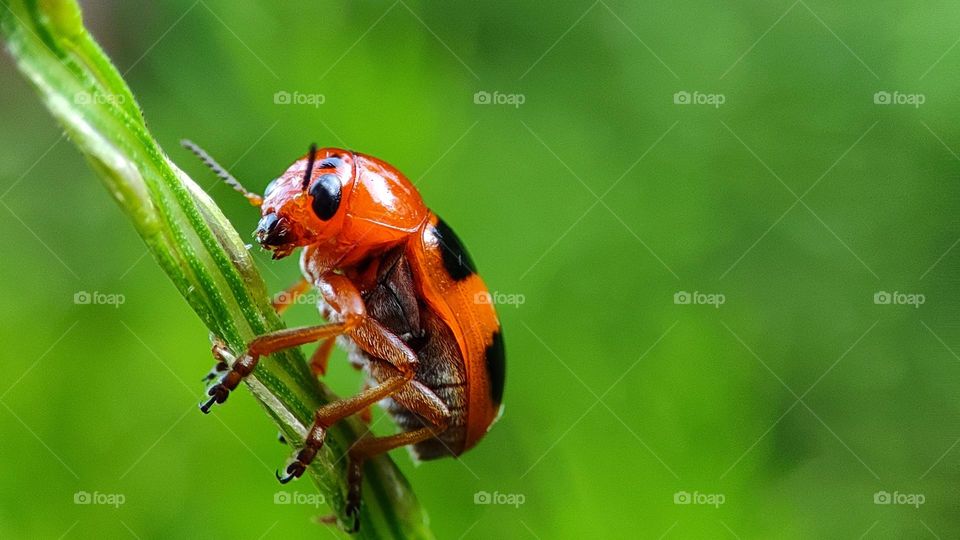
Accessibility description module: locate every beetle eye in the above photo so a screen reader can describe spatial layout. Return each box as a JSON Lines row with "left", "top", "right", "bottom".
{"left": 309, "top": 174, "right": 341, "bottom": 220}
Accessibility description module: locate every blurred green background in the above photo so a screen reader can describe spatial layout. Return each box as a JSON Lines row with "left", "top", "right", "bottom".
{"left": 3, "top": 0, "right": 960, "bottom": 538}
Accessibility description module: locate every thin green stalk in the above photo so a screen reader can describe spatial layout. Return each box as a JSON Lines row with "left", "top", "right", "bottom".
{"left": 0, "top": 1, "right": 433, "bottom": 538}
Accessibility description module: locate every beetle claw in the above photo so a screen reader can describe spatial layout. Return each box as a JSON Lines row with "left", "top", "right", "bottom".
{"left": 275, "top": 440, "right": 321, "bottom": 483}
{"left": 200, "top": 342, "right": 233, "bottom": 408}
{"left": 276, "top": 460, "right": 306, "bottom": 484}
{"left": 199, "top": 382, "right": 229, "bottom": 414}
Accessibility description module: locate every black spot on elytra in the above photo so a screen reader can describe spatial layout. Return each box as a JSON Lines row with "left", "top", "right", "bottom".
{"left": 485, "top": 331, "right": 505, "bottom": 405}
{"left": 433, "top": 218, "right": 476, "bottom": 281}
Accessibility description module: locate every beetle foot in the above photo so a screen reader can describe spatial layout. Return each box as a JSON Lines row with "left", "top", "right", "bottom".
{"left": 199, "top": 381, "right": 230, "bottom": 413}
{"left": 276, "top": 430, "right": 325, "bottom": 483}
{"left": 198, "top": 354, "right": 257, "bottom": 414}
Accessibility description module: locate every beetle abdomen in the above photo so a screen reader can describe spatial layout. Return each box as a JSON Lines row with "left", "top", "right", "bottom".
{"left": 357, "top": 249, "right": 470, "bottom": 459}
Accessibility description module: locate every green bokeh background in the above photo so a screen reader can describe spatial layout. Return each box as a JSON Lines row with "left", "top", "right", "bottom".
{"left": 3, "top": 1, "right": 960, "bottom": 538}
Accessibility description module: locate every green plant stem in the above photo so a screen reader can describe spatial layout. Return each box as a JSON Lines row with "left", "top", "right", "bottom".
{"left": 0, "top": 1, "right": 433, "bottom": 538}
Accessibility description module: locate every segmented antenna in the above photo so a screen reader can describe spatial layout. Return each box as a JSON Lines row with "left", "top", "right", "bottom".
{"left": 180, "top": 139, "right": 263, "bottom": 206}
{"left": 301, "top": 143, "right": 319, "bottom": 192}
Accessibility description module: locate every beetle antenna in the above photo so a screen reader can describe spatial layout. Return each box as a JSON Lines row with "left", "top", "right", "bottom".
{"left": 301, "top": 143, "right": 319, "bottom": 192}
{"left": 181, "top": 139, "right": 263, "bottom": 206}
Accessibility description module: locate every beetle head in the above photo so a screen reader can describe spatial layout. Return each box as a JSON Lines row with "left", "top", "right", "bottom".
{"left": 255, "top": 145, "right": 353, "bottom": 259}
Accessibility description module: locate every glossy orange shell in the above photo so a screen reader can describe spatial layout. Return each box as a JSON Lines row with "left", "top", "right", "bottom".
{"left": 406, "top": 214, "right": 503, "bottom": 450}
{"left": 278, "top": 148, "right": 504, "bottom": 451}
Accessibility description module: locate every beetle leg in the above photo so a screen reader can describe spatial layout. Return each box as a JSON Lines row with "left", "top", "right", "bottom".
{"left": 312, "top": 427, "right": 440, "bottom": 532}
{"left": 276, "top": 367, "right": 414, "bottom": 483}
{"left": 202, "top": 278, "right": 309, "bottom": 384}
{"left": 208, "top": 272, "right": 418, "bottom": 486}
{"left": 200, "top": 322, "right": 351, "bottom": 413}
{"left": 343, "top": 417, "right": 449, "bottom": 532}
{"left": 313, "top": 273, "right": 420, "bottom": 371}
{"left": 276, "top": 306, "right": 421, "bottom": 482}
{"left": 357, "top": 380, "right": 373, "bottom": 425}
{"left": 275, "top": 273, "right": 421, "bottom": 483}
{"left": 309, "top": 337, "right": 335, "bottom": 377}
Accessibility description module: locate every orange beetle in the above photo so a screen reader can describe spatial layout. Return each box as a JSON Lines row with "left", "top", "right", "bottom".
{"left": 183, "top": 141, "right": 505, "bottom": 530}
